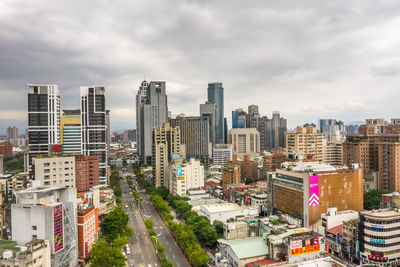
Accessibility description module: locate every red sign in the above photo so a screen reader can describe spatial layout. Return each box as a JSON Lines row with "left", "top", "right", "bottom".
{"left": 305, "top": 239, "right": 311, "bottom": 246}
{"left": 313, "top": 237, "right": 319, "bottom": 245}
{"left": 53, "top": 144, "right": 61, "bottom": 153}
{"left": 290, "top": 244, "right": 321, "bottom": 256}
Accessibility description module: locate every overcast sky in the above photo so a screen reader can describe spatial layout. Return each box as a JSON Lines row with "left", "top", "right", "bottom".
{"left": 1, "top": 0, "right": 400, "bottom": 134}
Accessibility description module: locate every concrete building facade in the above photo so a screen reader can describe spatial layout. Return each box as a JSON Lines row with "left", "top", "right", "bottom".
{"left": 285, "top": 125, "right": 324, "bottom": 161}
{"left": 61, "top": 109, "right": 81, "bottom": 155}
{"left": 213, "top": 144, "right": 233, "bottom": 166}
{"left": 228, "top": 128, "right": 260, "bottom": 157}
{"left": 12, "top": 187, "right": 78, "bottom": 267}
{"left": 33, "top": 156, "right": 75, "bottom": 188}
{"left": 77, "top": 206, "right": 99, "bottom": 261}
{"left": 75, "top": 155, "right": 99, "bottom": 192}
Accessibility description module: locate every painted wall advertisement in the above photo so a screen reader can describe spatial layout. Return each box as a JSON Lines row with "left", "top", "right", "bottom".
{"left": 291, "top": 240, "right": 302, "bottom": 249}
{"left": 53, "top": 204, "right": 64, "bottom": 252}
{"left": 309, "top": 176, "right": 319, "bottom": 206}
{"left": 290, "top": 244, "right": 321, "bottom": 256}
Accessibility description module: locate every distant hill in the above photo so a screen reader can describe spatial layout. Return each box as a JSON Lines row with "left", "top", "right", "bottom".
{"left": 346, "top": 121, "right": 364, "bottom": 126}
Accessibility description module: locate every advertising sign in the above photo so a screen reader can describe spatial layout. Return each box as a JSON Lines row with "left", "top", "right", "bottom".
{"left": 48, "top": 144, "right": 63, "bottom": 156}
{"left": 309, "top": 176, "right": 319, "bottom": 206}
{"left": 305, "top": 239, "right": 311, "bottom": 247}
{"left": 177, "top": 166, "right": 182, "bottom": 177}
{"left": 291, "top": 240, "right": 302, "bottom": 249}
{"left": 53, "top": 204, "right": 64, "bottom": 252}
{"left": 290, "top": 244, "right": 321, "bottom": 257}
{"left": 172, "top": 154, "right": 180, "bottom": 159}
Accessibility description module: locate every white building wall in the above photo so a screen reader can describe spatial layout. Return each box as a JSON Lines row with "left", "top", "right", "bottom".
{"left": 33, "top": 157, "right": 76, "bottom": 188}
{"left": 185, "top": 158, "right": 205, "bottom": 190}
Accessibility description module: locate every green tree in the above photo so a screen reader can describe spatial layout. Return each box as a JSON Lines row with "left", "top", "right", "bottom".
{"left": 156, "top": 186, "right": 170, "bottom": 200}
{"left": 213, "top": 220, "right": 224, "bottom": 237}
{"left": 88, "top": 238, "right": 127, "bottom": 267}
{"left": 189, "top": 245, "right": 209, "bottom": 266}
{"left": 101, "top": 206, "right": 133, "bottom": 242}
{"left": 144, "top": 219, "right": 154, "bottom": 230}
{"left": 122, "top": 159, "right": 127, "bottom": 167}
{"left": 364, "top": 189, "right": 390, "bottom": 210}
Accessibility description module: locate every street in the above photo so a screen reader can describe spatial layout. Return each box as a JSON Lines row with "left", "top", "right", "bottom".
{"left": 121, "top": 178, "right": 160, "bottom": 267}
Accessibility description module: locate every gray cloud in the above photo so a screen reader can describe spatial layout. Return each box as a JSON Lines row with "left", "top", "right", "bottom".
{"left": 1, "top": 0, "right": 400, "bottom": 133}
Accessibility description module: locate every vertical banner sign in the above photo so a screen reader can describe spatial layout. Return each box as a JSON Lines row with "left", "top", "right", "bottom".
{"left": 309, "top": 176, "right": 319, "bottom": 206}
{"left": 177, "top": 166, "right": 182, "bottom": 177}
{"left": 53, "top": 204, "right": 64, "bottom": 252}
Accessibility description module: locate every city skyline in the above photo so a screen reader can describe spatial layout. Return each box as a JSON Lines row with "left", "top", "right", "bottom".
{"left": 2, "top": 1, "right": 400, "bottom": 132}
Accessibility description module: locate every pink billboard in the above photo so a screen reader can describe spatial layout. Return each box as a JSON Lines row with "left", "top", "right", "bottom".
{"left": 309, "top": 176, "right": 319, "bottom": 206}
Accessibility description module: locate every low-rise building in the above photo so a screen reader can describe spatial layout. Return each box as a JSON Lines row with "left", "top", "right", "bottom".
{"left": 199, "top": 202, "right": 258, "bottom": 224}
{"left": 222, "top": 165, "right": 240, "bottom": 187}
{"left": 0, "top": 141, "right": 12, "bottom": 157}
{"left": 0, "top": 239, "right": 51, "bottom": 267}
{"left": 77, "top": 205, "right": 99, "bottom": 261}
{"left": 321, "top": 207, "right": 359, "bottom": 230}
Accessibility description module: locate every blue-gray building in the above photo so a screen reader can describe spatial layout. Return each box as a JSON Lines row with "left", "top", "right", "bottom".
{"left": 207, "top": 82, "right": 224, "bottom": 144}
{"left": 232, "top": 110, "right": 246, "bottom": 128}
{"left": 319, "top": 119, "right": 337, "bottom": 133}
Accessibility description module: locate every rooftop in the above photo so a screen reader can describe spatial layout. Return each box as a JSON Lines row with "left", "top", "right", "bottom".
{"left": 0, "top": 240, "right": 20, "bottom": 258}
{"left": 201, "top": 202, "right": 256, "bottom": 213}
{"left": 362, "top": 209, "right": 400, "bottom": 218}
{"left": 218, "top": 237, "right": 269, "bottom": 259}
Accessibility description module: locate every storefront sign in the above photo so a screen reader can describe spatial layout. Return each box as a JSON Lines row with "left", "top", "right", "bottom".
{"left": 291, "top": 240, "right": 302, "bottom": 249}
{"left": 290, "top": 244, "right": 321, "bottom": 256}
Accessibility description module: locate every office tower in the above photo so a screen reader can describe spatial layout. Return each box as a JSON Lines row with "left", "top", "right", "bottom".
{"left": 136, "top": 80, "right": 168, "bottom": 164}
{"left": 33, "top": 156, "right": 76, "bottom": 188}
{"left": 200, "top": 101, "right": 217, "bottom": 151}
{"left": 318, "top": 119, "right": 337, "bottom": 133}
{"left": 171, "top": 116, "right": 210, "bottom": 161}
{"left": 213, "top": 144, "right": 233, "bottom": 166}
{"left": 27, "top": 84, "right": 60, "bottom": 176}
{"left": 77, "top": 206, "right": 99, "bottom": 261}
{"left": 232, "top": 109, "right": 246, "bottom": 128}
{"left": 224, "top": 117, "right": 228, "bottom": 144}
{"left": 228, "top": 128, "right": 260, "bottom": 157}
{"left": 80, "top": 86, "right": 107, "bottom": 184}
{"left": 343, "top": 122, "right": 400, "bottom": 192}
{"left": 61, "top": 109, "right": 81, "bottom": 155}
{"left": 152, "top": 122, "right": 181, "bottom": 187}
{"left": 285, "top": 125, "right": 324, "bottom": 161}
{"left": 122, "top": 129, "right": 136, "bottom": 143}
{"left": 249, "top": 116, "right": 269, "bottom": 151}
{"left": 248, "top": 105, "right": 259, "bottom": 117}
{"left": 0, "top": 155, "right": 3, "bottom": 174}
{"left": 207, "top": 82, "right": 224, "bottom": 144}
{"left": 268, "top": 163, "right": 363, "bottom": 227}
{"left": 346, "top": 125, "right": 359, "bottom": 135}
{"left": 7, "top": 126, "right": 18, "bottom": 140}
{"left": 75, "top": 155, "right": 99, "bottom": 193}
{"left": 106, "top": 110, "right": 111, "bottom": 164}
{"left": 12, "top": 187, "right": 78, "bottom": 266}
{"left": 268, "top": 111, "right": 287, "bottom": 148}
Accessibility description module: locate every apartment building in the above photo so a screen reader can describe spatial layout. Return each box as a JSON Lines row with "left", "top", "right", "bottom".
{"left": 285, "top": 125, "right": 324, "bottom": 161}
{"left": 77, "top": 206, "right": 99, "bottom": 261}
{"left": 33, "top": 156, "right": 75, "bottom": 188}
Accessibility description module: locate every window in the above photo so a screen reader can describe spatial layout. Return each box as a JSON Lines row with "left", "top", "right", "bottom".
{"left": 32, "top": 226, "right": 37, "bottom": 230}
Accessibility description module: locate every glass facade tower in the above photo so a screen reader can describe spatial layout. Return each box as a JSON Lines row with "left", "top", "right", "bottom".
{"left": 207, "top": 83, "right": 224, "bottom": 144}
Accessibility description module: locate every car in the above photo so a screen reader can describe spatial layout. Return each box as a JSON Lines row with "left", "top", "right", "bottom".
{"left": 125, "top": 204, "right": 129, "bottom": 208}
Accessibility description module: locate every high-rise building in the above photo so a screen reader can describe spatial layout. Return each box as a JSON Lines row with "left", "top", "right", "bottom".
{"left": 207, "top": 82, "right": 224, "bottom": 144}
{"left": 7, "top": 126, "right": 18, "bottom": 140}
{"left": 80, "top": 86, "right": 107, "bottom": 184}
{"left": 27, "top": 84, "right": 60, "bottom": 176}
{"left": 224, "top": 117, "right": 228, "bottom": 144}
{"left": 318, "top": 119, "right": 337, "bottom": 133}
{"left": 136, "top": 80, "right": 168, "bottom": 164}
{"left": 200, "top": 101, "right": 217, "bottom": 151}
{"left": 365, "top": 118, "right": 387, "bottom": 134}
{"left": 152, "top": 122, "right": 181, "bottom": 187}
{"left": 247, "top": 105, "right": 259, "bottom": 117}
{"left": 323, "top": 140, "right": 343, "bottom": 166}
{"left": 232, "top": 109, "right": 246, "bottom": 128}
{"left": 268, "top": 111, "right": 287, "bottom": 148}
{"left": 77, "top": 205, "right": 99, "bottom": 261}
{"left": 285, "top": 125, "right": 324, "bottom": 161}
{"left": 61, "top": 109, "right": 81, "bottom": 155}
{"left": 105, "top": 110, "right": 111, "bottom": 164}
{"left": 343, "top": 122, "right": 400, "bottom": 192}
{"left": 261, "top": 148, "right": 286, "bottom": 178}
{"left": 170, "top": 116, "right": 210, "bottom": 161}
{"left": 228, "top": 128, "right": 260, "bottom": 157}
{"left": 12, "top": 187, "right": 78, "bottom": 266}
{"left": 213, "top": 144, "right": 233, "bottom": 166}
{"left": 249, "top": 116, "right": 269, "bottom": 151}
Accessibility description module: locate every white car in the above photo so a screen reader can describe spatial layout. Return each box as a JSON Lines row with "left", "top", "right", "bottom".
{"left": 125, "top": 205, "right": 129, "bottom": 208}
{"left": 125, "top": 245, "right": 131, "bottom": 254}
